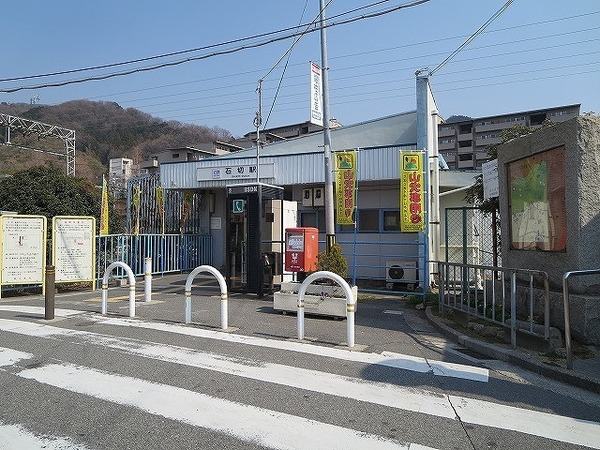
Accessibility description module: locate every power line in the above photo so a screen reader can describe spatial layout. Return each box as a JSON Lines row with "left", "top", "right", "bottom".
{"left": 0, "top": 0, "right": 431, "bottom": 94}
{"left": 0, "top": 1, "right": 400, "bottom": 85}
{"left": 428, "top": 0, "right": 516, "bottom": 76}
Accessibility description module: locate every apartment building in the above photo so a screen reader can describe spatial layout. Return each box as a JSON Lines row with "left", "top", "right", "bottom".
{"left": 438, "top": 104, "right": 580, "bottom": 169}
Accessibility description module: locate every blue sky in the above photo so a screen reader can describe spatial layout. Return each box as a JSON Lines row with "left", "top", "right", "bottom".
{"left": 2, "top": 1, "right": 598, "bottom": 137}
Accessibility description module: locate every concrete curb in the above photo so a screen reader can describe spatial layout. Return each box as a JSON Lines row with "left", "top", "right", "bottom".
{"left": 425, "top": 306, "right": 600, "bottom": 395}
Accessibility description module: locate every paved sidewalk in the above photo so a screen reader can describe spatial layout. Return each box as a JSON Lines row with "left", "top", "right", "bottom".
{"left": 1, "top": 272, "right": 598, "bottom": 394}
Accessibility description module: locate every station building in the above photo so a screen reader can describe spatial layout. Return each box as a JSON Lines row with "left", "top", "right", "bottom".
{"left": 159, "top": 106, "right": 477, "bottom": 294}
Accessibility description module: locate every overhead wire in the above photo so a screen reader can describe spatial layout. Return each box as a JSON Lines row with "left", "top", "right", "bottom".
{"left": 262, "top": 0, "right": 315, "bottom": 129}
{"left": 0, "top": 0, "right": 431, "bottom": 93}
{"left": 428, "top": 0, "right": 516, "bottom": 76}
{"left": 2, "top": 1, "right": 596, "bottom": 133}
{"left": 0, "top": 0, "right": 396, "bottom": 84}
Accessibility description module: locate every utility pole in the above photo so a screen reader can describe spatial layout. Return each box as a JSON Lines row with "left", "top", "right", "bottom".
{"left": 254, "top": 79, "right": 263, "bottom": 183}
{"left": 319, "top": 0, "right": 335, "bottom": 252}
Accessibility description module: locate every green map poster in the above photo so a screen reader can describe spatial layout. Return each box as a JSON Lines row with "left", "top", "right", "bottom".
{"left": 508, "top": 146, "right": 566, "bottom": 251}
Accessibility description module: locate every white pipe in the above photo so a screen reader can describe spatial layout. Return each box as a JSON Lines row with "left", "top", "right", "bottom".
{"left": 144, "top": 257, "right": 152, "bottom": 302}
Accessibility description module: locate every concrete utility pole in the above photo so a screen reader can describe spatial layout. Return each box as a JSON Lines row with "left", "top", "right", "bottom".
{"left": 319, "top": 0, "right": 336, "bottom": 252}
{"left": 254, "top": 79, "right": 263, "bottom": 183}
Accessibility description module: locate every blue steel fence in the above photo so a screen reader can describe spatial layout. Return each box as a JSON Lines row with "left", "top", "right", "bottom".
{"left": 96, "top": 234, "right": 212, "bottom": 282}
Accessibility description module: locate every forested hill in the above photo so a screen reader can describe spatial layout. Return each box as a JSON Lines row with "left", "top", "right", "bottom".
{"left": 0, "top": 100, "right": 233, "bottom": 183}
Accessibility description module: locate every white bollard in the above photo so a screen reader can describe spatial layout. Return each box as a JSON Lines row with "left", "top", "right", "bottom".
{"left": 144, "top": 257, "right": 152, "bottom": 302}
{"left": 101, "top": 262, "right": 136, "bottom": 317}
{"left": 101, "top": 282, "right": 108, "bottom": 315}
{"left": 298, "top": 271, "right": 355, "bottom": 347}
{"left": 297, "top": 295, "right": 305, "bottom": 340}
{"left": 185, "top": 265, "right": 228, "bottom": 330}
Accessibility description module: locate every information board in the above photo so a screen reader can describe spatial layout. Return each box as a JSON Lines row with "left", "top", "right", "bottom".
{"left": 52, "top": 216, "right": 96, "bottom": 282}
{"left": 0, "top": 215, "right": 46, "bottom": 285}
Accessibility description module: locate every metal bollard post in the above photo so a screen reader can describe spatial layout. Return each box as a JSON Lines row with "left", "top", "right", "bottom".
{"left": 45, "top": 265, "right": 55, "bottom": 320}
{"left": 144, "top": 257, "right": 152, "bottom": 302}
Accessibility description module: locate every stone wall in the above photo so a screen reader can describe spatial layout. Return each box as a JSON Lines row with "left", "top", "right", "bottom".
{"left": 497, "top": 116, "right": 600, "bottom": 344}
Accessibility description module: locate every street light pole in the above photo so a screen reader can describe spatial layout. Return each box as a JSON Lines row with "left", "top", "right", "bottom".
{"left": 319, "top": 0, "right": 335, "bottom": 252}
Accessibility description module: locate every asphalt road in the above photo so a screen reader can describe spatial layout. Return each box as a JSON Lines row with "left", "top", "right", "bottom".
{"left": 0, "top": 277, "right": 599, "bottom": 449}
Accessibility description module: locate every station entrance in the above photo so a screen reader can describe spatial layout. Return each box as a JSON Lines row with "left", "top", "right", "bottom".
{"left": 226, "top": 183, "right": 296, "bottom": 297}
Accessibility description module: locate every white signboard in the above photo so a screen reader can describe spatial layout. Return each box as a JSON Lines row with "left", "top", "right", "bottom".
{"left": 482, "top": 159, "right": 499, "bottom": 200}
{"left": 0, "top": 215, "right": 46, "bottom": 285}
{"left": 198, "top": 163, "right": 275, "bottom": 181}
{"left": 310, "top": 61, "right": 323, "bottom": 126}
{"left": 52, "top": 216, "right": 96, "bottom": 283}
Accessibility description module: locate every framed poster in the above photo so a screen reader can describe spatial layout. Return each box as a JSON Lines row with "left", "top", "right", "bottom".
{"left": 508, "top": 146, "right": 566, "bottom": 251}
{"left": 0, "top": 215, "right": 47, "bottom": 285}
{"left": 52, "top": 216, "right": 96, "bottom": 283}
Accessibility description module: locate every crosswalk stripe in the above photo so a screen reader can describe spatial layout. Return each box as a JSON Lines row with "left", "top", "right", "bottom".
{"left": 0, "top": 422, "right": 92, "bottom": 450}
{"left": 2, "top": 318, "right": 600, "bottom": 448}
{"left": 0, "top": 305, "right": 490, "bottom": 382}
{"left": 15, "top": 361, "right": 436, "bottom": 450}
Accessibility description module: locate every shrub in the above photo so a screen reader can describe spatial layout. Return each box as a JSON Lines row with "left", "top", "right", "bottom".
{"left": 316, "top": 243, "right": 348, "bottom": 279}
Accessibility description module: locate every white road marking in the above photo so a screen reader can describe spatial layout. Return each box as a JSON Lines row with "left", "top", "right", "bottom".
{"left": 1, "top": 319, "right": 600, "bottom": 448}
{"left": 383, "top": 309, "right": 404, "bottom": 315}
{"left": 0, "top": 348, "right": 33, "bottom": 367}
{"left": 0, "top": 422, "right": 92, "bottom": 450}
{"left": 0, "top": 305, "right": 489, "bottom": 382}
{"left": 0, "top": 320, "right": 466, "bottom": 419}
{"left": 17, "top": 361, "right": 436, "bottom": 450}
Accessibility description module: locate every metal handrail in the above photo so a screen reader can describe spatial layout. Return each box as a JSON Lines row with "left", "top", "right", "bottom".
{"left": 563, "top": 269, "right": 600, "bottom": 369}
{"left": 437, "top": 261, "right": 549, "bottom": 349}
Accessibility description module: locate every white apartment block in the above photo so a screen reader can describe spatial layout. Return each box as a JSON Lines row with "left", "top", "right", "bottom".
{"left": 438, "top": 104, "right": 580, "bottom": 169}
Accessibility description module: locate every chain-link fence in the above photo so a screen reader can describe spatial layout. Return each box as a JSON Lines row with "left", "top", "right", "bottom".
{"left": 444, "top": 207, "right": 500, "bottom": 267}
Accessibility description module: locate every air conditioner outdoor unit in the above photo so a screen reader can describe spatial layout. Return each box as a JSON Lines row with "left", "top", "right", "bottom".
{"left": 385, "top": 260, "right": 417, "bottom": 284}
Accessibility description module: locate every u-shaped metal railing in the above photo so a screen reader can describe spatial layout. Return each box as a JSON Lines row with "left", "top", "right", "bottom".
{"left": 184, "top": 265, "right": 228, "bottom": 330}
{"left": 102, "top": 262, "right": 136, "bottom": 317}
{"left": 297, "top": 271, "right": 356, "bottom": 348}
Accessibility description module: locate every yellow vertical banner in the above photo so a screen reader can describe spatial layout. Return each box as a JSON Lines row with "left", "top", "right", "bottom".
{"left": 132, "top": 184, "right": 141, "bottom": 235}
{"left": 156, "top": 186, "right": 165, "bottom": 235}
{"left": 100, "top": 175, "right": 109, "bottom": 235}
{"left": 335, "top": 150, "right": 357, "bottom": 225}
{"left": 400, "top": 151, "right": 425, "bottom": 232}
{"left": 180, "top": 191, "right": 193, "bottom": 234}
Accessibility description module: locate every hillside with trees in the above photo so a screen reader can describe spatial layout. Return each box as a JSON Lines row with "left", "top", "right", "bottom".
{"left": 0, "top": 100, "right": 233, "bottom": 184}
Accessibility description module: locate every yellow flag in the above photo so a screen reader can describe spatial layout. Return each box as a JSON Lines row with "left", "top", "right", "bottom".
{"left": 133, "top": 185, "right": 141, "bottom": 235}
{"left": 400, "top": 151, "right": 425, "bottom": 232}
{"left": 156, "top": 186, "right": 165, "bottom": 234}
{"left": 100, "top": 175, "right": 109, "bottom": 235}
{"left": 180, "top": 191, "right": 193, "bottom": 234}
{"left": 335, "top": 150, "right": 357, "bottom": 225}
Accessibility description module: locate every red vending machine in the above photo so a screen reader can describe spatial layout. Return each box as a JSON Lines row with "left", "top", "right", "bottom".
{"left": 284, "top": 227, "right": 319, "bottom": 274}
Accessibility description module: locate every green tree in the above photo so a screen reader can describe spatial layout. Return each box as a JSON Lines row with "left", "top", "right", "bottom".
{"left": 465, "top": 121, "right": 554, "bottom": 213}
{"left": 0, "top": 165, "right": 104, "bottom": 232}
{"left": 464, "top": 121, "right": 555, "bottom": 262}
